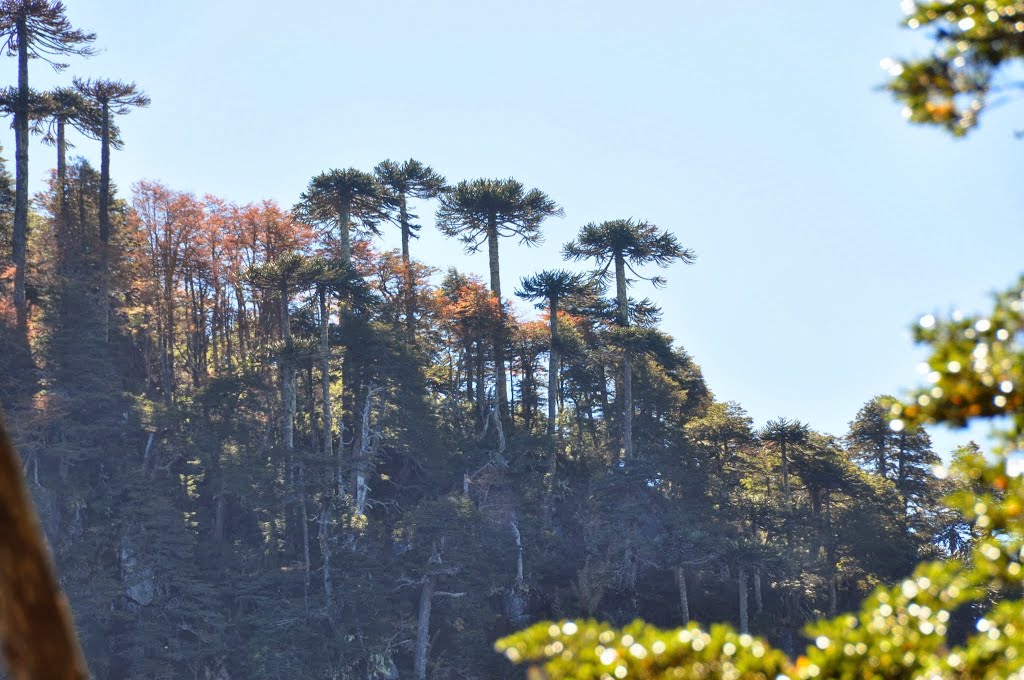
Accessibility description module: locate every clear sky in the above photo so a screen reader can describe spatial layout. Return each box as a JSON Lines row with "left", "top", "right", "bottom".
{"left": 10, "top": 0, "right": 1024, "bottom": 454}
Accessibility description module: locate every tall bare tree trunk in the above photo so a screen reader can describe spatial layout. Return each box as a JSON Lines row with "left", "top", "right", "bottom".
{"left": 98, "top": 102, "right": 112, "bottom": 341}
{"left": 614, "top": 253, "right": 633, "bottom": 459}
{"left": 414, "top": 575, "right": 435, "bottom": 680}
{"left": 547, "top": 299, "right": 559, "bottom": 474}
{"left": 298, "top": 454, "right": 310, "bottom": 614}
{"left": 56, "top": 120, "right": 68, "bottom": 231}
{"left": 318, "top": 501, "right": 333, "bottom": 610}
{"left": 400, "top": 192, "right": 416, "bottom": 342}
{"left": 675, "top": 566, "right": 690, "bottom": 625}
{"left": 487, "top": 217, "right": 510, "bottom": 429}
{"left": 511, "top": 519, "right": 524, "bottom": 585}
{"left": 754, "top": 568, "right": 763, "bottom": 613}
{"left": 780, "top": 440, "right": 790, "bottom": 501}
{"left": 280, "top": 285, "right": 295, "bottom": 452}
{"left": 738, "top": 565, "right": 749, "bottom": 634}
{"left": 12, "top": 21, "right": 29, "bottom": 333}
{"left": 337, "top": 202, "right": 351, "bottom": 264}
{"left": 318, "top": 288, "right": 333, "bottom": 464}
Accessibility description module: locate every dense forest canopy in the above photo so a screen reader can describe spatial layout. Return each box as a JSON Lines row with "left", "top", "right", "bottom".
{"left": 0, "top": 2, "right": 1020, "bottom": 680}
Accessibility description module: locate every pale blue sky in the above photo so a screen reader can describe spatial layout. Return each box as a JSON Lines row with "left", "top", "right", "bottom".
{"left": 12, "top": 1, "right": 1024, "bottom": 454}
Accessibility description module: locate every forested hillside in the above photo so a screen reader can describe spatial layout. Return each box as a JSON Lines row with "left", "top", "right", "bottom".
{"left": 0, "top": 3, "right": 986, "bottom": 680}
{"left": 0, "top": 149, "right": 972, "bottom": 680}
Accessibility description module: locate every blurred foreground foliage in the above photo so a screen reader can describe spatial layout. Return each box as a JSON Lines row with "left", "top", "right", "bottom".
{"left": 886, "top": 1, "right": 1024, "bottom": 136}
{"left": 497, "top": 451, "right": 1024, "bottom": 679}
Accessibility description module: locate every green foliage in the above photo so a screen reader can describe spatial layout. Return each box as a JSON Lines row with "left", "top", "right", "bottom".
{"left": 497, "top": 620, "right": 790, "bottom": 680}
{"left": 890, "top": 273, "right": 1024, "bottom": 449}
{"left": 436, "top": 178, "right": 562, "bottom": 252}
{"left": 885, "top": 0, "right": 1024, "bottom": 136}
{"left": 563, "top": 219, "right": 695, "bottom": 291}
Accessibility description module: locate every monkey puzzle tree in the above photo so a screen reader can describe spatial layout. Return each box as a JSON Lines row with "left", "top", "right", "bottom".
{"left": 302, "top": 255, "right": 362, "bottom": 494}
{"left": 294, "top": 168, "right": 382, "bottom": 264}
{"left": 437, "top": 178, "right": 562, "bottom": 427}
{"left": 758, "top": 417, "right": 810, "bottom": 501}
{"left": 73, "top": 78, "right": 149, "bottom": 246}
{"left": 563, "top": 218, "right": 694, "bottom": 458}
{"left": 374, "top": 159, "right": 446, "bottom": 340}
{"left": 516, "top": 269, "right": 596, "bottom": 469}
{"left": 40, "top": 86, "right": 100, "bottom": 228}
{"left": 0, "top": 0, "right": 94, "bottom": 330}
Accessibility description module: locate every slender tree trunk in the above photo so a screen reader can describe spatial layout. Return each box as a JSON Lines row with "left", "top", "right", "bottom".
{"left": 214, "top": 487, "right": 227, "bottom": 542}
{"left": 675, "top": 566, "right": 690, "bottom": 625}
{"left": 354, "top": 386, "right": 380, "bottom": 515}
{"left": 56, "top": 120, "right": 68, "bottom": 230}
{"left": 299, "top": 452, "right": 310, "bottom": 614}
{"left": 337, "top": 201, "right": 351, "bottom": 264}
{"left": 754, "top": 568, "right": 763, "bottom": 613}
{"left": 825, "top": 490, "right": 837, "bottom": 616}
{"left": 414, "top": 575, "right": 435, "bottom": 680}
{"left": 547, "top": 298, "right": 559, "bottom": 475}
{"left": 234, "top": 286, "right": 249, "bottom": 364}
{"left": 400, "top": 192, "right": 416, "bottom": 341}
{"left": 98, "top": 103, "right": 112, "bottom": 340}
{"left": 98, "top": 106, "right": 110, "bottom": 244}
{"left": 12, "top": 22, "right": 29, "bottom": 332}
{"left": 280, "top": 283, "right": 295, "bottom": 452}
{"left": 162, "top": 288, "right": 175, "bottom": 403}
{"left": 738, "top": 565, "right": 749, "bottom": 634}
{"left": 511, "top": 519, "right": 524, "bottom": 585}
{"left": 318, "top": 500, "right": 333, "bottom": 610}
{"left": 614, "top": 253, "right": 633, "bottom": 458}
{"left": 476, "top": 342, "right": 486, "bottom": 427}
{"left": 780, "top": 440, "right": 790, "bottom": 501}
{"left": 319, "top": 287, "right": 333, "bottom": 463}
{"left": 487, "top": 217, "right": 510, "bottom": 428}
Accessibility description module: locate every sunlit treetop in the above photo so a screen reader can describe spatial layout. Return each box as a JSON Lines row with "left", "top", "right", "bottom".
{"left": 374, "top": 159, "right": 447, "bottom": 201}
{"left": 294, "top": 168, "right": 383, "bottom": 230}
{"left": 436, "top": 178, "right": 562, "bottom": 252}
{"left": 885, "top": 0, "right": 1024, "bottom": 136}
{"left": 73, "top": 78, "right": 148, "bottom": 150}
{"left": 562, "top": 219, "right": 695, "bottom": 289}
{"left": 516, "top": 269, "right": 598, "bottom": 310}
{"left": 0, "top": 0, "right": 95, "bottom": 70}
{"left": 40, "top": 85, "right": 104, "bottom": 143}
{"left": 0, "top": 84, "right": 51, "bottom": 125}
{"left": 374, "top": 158, "right": 447, "bottom": 236}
